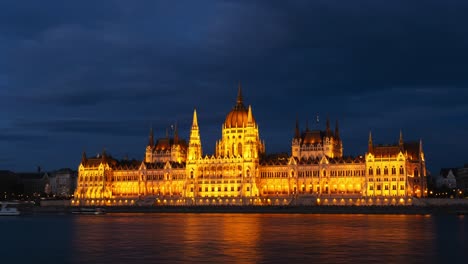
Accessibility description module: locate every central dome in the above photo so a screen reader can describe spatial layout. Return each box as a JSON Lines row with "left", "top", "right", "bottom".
{"left": 224, "top": 84, "right": 255, "bottom": 128}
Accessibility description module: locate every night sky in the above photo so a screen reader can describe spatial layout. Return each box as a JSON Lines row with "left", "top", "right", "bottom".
{"left": 1, "top": 1, "right": 467, "bottom": 174}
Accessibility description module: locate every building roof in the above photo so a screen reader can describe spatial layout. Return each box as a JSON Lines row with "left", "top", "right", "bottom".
{"left": 260, "top": 153, "right": 290, "bottom": 166}
{"left": 153, "top": 137, "right": 188, "bottom": 151}
{"left": 440, "top": 168, "right": 458, "bottom": 178}
{"left": 143, "top": 161, "right": 186, "bottom": 169}
{"left": 371, "top": 141, "right": 421, "bottom": 160}
{"left": 301, "top": 130, "right": 324, "bottom": 145}
{"left": 260, "top": 153, "right": 364, "bottom": 166}
{"left": 16, "top": 172, "right": 47, "bottom": 181}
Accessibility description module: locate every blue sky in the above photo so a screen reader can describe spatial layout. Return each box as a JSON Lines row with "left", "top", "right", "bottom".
{"left": 1, "top": 0, "right": 467, "bottom": 174}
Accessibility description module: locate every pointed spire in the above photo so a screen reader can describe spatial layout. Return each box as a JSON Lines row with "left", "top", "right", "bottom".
{"left": 334, "top": 120, "right": 340, "bottom": 139}
{"left": 419, "top": 138, "right": 423, "bottom": 153}
{"left": 294, "top": 116, "right": 300, "bottom": 139}
{"left": 399, "top": 129, "right": 404, "bottom": 148}
{"left": 174, "top": 121, "right": 179, "bottom": 144}
{"left": 247, "top": 105, "right": 253, "bottom": 124}
{"left": 368, "top": 130, "right": 373, "bottom": 153}
{"left": 189, "top": 108, "right": 202, "bottom": 160}
{"left": 81, "top": 151, "right": 87, "bottom": 164}
{"left": 148, "top": 125, "right": 154, "bottom": 147}
{"left": 326, "top": 116, "right": 331, "bottom": 136}
{"left": 192, "top": 108, "right": 198, "bottom": 128}
{"left": 101, "top": 148, "right": 107, "bottom": 163}
{"left": 237, "top": 81, "right": 243, "bottom": 106}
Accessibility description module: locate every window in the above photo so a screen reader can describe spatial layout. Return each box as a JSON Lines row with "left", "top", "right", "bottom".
{"left": 391, "top": 167, "right": 396, "bottom": 175}
{"left": 400, "top": 185, "right": 404, "bottom": 190}
{"left": 211, "top": 187, "right": 215, "bottom": 192}
{"left": 199, "top": 187, "right": 202, "bottom": 192}
{"left": 399, "top": 166, "right": 404, "bottom": 175}
{"left": 190, "top": 187, "right": 194, "bottom": 192}
{"left": 205, "top": 187, "right": 208, "bottom": 192}
{"left": 384, "top": 185, "right": 389, "bottom": 190}
{"left": 414, "top": 168, "right": 419, "bottom": 177}
{"left": 384, "top": 167, "right": 388, "bottom": 175}
{"left": 377, "top": 185, "right": 381, "bottom": 191}
{"left": 369, "top": 185, "right": 374, "bottom": 191}
{"left": 392, "top": 185, "right": 397, "bottom": 190}
{"left": 376, "top": 167, "right": 381, "bottom": 175}
{"left": 231, "top": 187, "right": 234, "bottom": 191}
{"left": 246, "top": 187, "right": 250, "bottom": 192}
{"left": 237, "top": 187, "right": 241, "bottom": 191}
{"left": 224, "top": 187, "right": 228, "bottom": 191}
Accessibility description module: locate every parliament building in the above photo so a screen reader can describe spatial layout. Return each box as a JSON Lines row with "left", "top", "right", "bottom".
{"left": 73, "top": 86, "right": 427, "bottom": 206}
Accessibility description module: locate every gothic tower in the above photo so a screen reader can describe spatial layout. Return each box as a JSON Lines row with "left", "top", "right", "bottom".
{"left": 188, "top": 109, "right": 202, "bottom": 162}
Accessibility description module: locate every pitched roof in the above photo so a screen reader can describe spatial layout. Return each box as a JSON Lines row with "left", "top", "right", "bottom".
{"left": 440, "top": 168, "right": 457, "bottom": 178}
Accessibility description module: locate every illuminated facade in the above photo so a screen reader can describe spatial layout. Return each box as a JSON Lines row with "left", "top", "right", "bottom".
{"left": 73, "top": 86, "right": 427, "bottom": 206}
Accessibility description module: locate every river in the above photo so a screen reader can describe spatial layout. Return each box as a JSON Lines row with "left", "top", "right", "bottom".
{"left": 2, "top": 213, "right": 467, "bottom": 263}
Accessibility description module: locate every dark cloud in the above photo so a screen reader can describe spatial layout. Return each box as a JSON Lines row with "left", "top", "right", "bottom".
{"left": 1, "top": 1, "right": 468, "bottom": 173}
{"left": 0, "top": 132, "right": 47, "bottom": 142}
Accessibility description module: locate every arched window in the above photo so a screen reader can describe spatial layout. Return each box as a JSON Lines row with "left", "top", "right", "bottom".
{"left": 238, "top": 143, "right": 243, "bottom": 157}
{"left": 376, "top": 167, "right": 381, "bottom": 175}
{"left": 414, "top": 168, "right": 419, "bottom": 177}
{"left": 190, "top": 171, "right": 194, "bottom": 179}
{"left": 369, "top": 167, "right": 373, "bottom": 176}
{"left": 391, "top": 167, "right": 396, "bottom": 175}
{"left": 399, "top": 166, "right": 404, "bottom": 175}
{"left": 384, "top": 167, "right": 388, "bottom": 175}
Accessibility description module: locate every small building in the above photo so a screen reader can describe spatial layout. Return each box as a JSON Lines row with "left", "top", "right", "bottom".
{"left": 17, "top": 172, "right": 50, "bottom": 197}
{"left": 437, "top": 168, "right": 457, "bottom": 189}
{"left": 48, "top": 168, "right": 78, "bottom": 197}
{"left": 0, "top": 170, "right": 21, "bottom": 199}
{"left": 456, "top": 164, "right": 468, "bottom": 193}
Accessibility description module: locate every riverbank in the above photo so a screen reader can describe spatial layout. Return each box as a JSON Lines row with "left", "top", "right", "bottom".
{"left": 17, "top": 204, "right": 468, "bottom": 215}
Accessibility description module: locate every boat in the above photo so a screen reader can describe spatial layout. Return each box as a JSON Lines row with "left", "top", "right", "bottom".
{"left": 72, "top": 207, "right": 106, "bottom": 215}
{"left": 0, "top": 202, "right": 21, "bottom": 216}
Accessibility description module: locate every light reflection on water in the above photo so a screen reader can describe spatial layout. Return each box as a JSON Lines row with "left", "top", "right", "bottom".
{"left": 1, "top": 214, "right": 467, "bottom": 263}
{"left": 69, "top": 214, "right": 466, "bottom": 264}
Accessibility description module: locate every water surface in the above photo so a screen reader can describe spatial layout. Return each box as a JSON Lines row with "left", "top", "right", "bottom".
{"left": 2, "top": 213, "right": 467, "bottom": 263}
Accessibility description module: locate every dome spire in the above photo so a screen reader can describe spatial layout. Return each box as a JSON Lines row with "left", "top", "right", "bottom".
{"left": 237, "top": 81, "right": 243, "bottom": 105}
